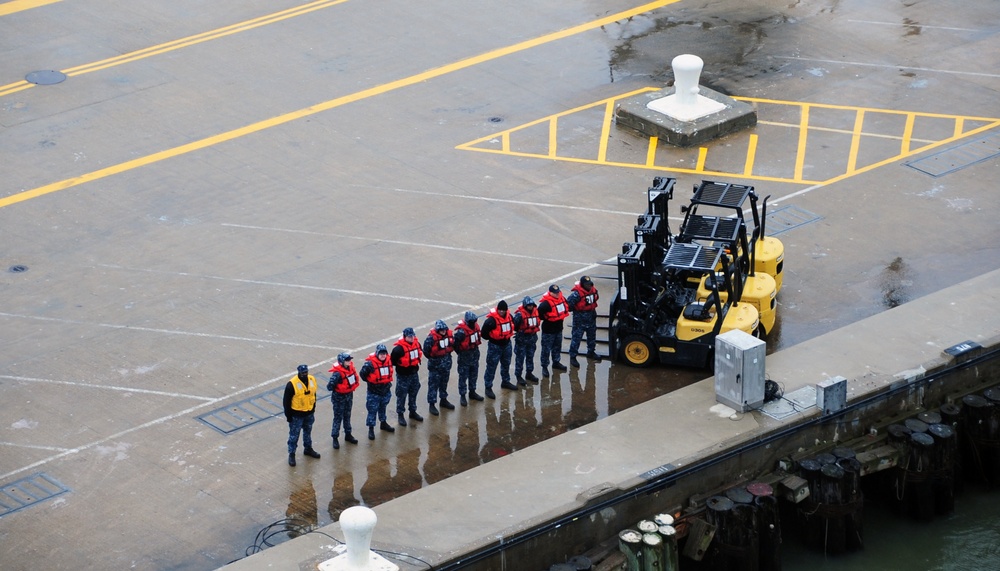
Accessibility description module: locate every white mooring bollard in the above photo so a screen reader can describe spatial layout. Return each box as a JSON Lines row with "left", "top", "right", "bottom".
{"left": 319, "top": 506, "right": 399, "bottom": 571}
{"left": 646, "top": 54, "right": 725, "bottom": 121}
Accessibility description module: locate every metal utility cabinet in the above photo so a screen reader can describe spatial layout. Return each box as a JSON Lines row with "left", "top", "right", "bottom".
{"left": 714, "top": 330, "right": 766, "bottom": 412}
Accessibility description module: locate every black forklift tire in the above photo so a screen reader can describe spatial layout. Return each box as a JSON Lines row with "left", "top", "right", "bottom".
{"left": 619, "top": 335, "right": 655, "bottom": 367}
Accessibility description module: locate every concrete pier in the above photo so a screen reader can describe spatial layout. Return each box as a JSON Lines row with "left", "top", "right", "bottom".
{"left": 222, "top": 270, "right": 1000, "bottom": 570}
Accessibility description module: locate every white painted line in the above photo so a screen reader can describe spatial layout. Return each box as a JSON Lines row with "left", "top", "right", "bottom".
{"left": 97, "top": 264, "right": 476, "bottom": 308}
{"left": 0, "top": 260, "right": 616, "bottom": 481}
{"left": 0, "top": 311, "right": 347, "bottom": 350}
{"left": 775, "top": 56, "right": 1000, "bottom": 79}
{"left": 0, "top": 375, "right": 216, "bottom": 401}
{"left": 846, "top": 20, "right": 984, "bottom": 32}
{"left": 352, "top": 184, "right": 643, "bottom": 216}
{"left": 221, "top": 223, "right": 591, "bottom": 265}
{"left": 0, "top": 442, "right": 71, "bottom": 452}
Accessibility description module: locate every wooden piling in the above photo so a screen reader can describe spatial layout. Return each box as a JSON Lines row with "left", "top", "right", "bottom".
{"left": 619, "top": 529, "right": 643, "bottom": 571}
{"left": 940, "top": 402, "right": 965, "bottom": 492}
{"left": 705, "top": 495, "right": 758, "bottom": 571}
{"left": 928, "top": 423, "right": 957, "bottom": 515}
{"left": 960, "top": 393, "right": 996, "bottom": 485}
{"left": 904, "top": 432, "right": 936, "bottom": 521}
{"left": 835, "top": 456, "right": 864, "bottom": 551}
{"left": 748, "top": 482, "right": 782, "bottom": 571}
{"left": 641, "top": 532, "right": 664, "bottom": 571}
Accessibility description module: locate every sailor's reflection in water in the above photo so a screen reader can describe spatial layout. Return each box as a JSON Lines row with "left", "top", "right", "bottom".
{"left": 360, "top": 447, "right": 422, "bottom": 507}
{"left": 285, "top": 474, "right": 317, "bottom": 538}
{"left": 327, "top": 468, "right": 358, "bottom": 522}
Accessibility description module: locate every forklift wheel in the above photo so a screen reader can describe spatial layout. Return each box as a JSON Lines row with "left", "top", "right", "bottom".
{"left": 620, "top": 335, "right": 655, "bottom": 367}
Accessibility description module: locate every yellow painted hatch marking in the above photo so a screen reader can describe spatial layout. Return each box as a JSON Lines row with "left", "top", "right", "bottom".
{"left": 458, "top": 88, "right": 1000, "bottom": 187}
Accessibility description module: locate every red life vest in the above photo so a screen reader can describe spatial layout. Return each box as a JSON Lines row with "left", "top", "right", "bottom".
{"left": 516, "top": 305, "right": 541, "bottom": 334}
{"left": 364, "top": 353, "right": 393, "bottom": 385}
{"left": 455, "top": 321, "right": 482, "bottom": 351}
{"left": 427, "top": 328, "right": 454, "bottom": 358}
{"left": 486, "top": 309, "right": 515, "bottom": 341}
{"left": 540, "top": 291, "right": 570, "bottom": 322}
{"left": 394, "top": 337, "right": 422, "bottom": 367}
{"left": 328, "top": 362, "right": 360, "bottom": 394}
{"left": 571, "top": 283, "right": 600, "bottom": 311}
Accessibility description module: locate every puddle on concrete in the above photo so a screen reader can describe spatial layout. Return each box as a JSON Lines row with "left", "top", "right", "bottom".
{"left": 263, "top": 362, "right": 708, "bottom": 527}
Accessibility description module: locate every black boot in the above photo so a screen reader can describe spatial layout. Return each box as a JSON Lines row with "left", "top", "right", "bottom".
{"left": 485, "top": 388, "right": 496, "bottom": 399}
{"left": 409, "top": 410, "right": 424, "bottom": 422}
{"left": 526, "top": 372, "right": 539, "bottom": 383}
{"left": 569, "top": 355, "right": 581, "bottom": 368}
{"left": 397, "top": 413, "right": 407, "bottom": 427}
{"left": 368, "top": 426, "right": 375, "bottom": 440}
{"left": 460, "top": 394, "right": 468, "bottom": 406}
{"left": 303, "top": 448, "right": 321, "bottom": 459}
{"left": 380, "top": 421, "right": 395, "bottom": 433}
{"left": 586, "top": 351, "right": 602, "bottom": 362}
{"left": 288, "top": 453, "right": 296, "bottom": 467}
{"left": 332, "top": 437, "right": 340, "bottom": 450}
{"left": 344, "top": 433, "right": 358, "bottom": 444}
{"left": 501, "top": 381, "right": 518, "bottom": 391}
{"left": 469, "top": 391, "right": 484, "bottom": 402}
{"left": 428, "top": 403, "right": 439, "bottom": 416}
{"left": 552, "top": 362, "right": 568, "bottom": 371}
{"left": 440, "top": 398, "right": 455, "bottom": 410}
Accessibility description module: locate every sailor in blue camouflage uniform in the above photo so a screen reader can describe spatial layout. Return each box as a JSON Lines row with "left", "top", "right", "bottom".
{"left": 481, "top": 300, "right": 516, "bottom": 396}
{"left": 391, "top": 327, "right": 424, "bottom": 426}
{"left": 567, "top": 275, "right": 601, "bottom": 367}
{"left": 423, "top": 319, "right": 456, "bottom": 415}
{"left": 537, "top": 284, "right": 570, "bottom": 377}
{"left": 326, "top": 352, "right": 360, "bottom": 449}
{"left": 453, "top": 310, "right": 484, "bottom": 405}
{"left": 359, "top": 344, "right": 395, "bottom": 440}
{"left": 512, "top": 295, "right": 541, "bottom": 385}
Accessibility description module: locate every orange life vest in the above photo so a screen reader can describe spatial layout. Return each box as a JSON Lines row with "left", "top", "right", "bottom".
{"left": 394, "top": 337, "right": 422, "bottom": 367}
{"left": 571, "top": 282, "right": 600, "bottom": 312}
{"left": 427, "top": 328, "right": 454, "bottom": 358}
{"left": 540, "top": 291, "right": 570, "bottom": 322}
{"left": 328, "top": 362, "right": 360, "bottom": 394}
{"left": 455, "top": 321, "right": 482, "bottom": 351}
{"left": 364, "top": 353, "right": 393, "bottom": 385}
{"left": 486, "top": 309, "right": 515, "bottom": 342}
{"left": 516, "top": 305, "right": 541, "bottom": 334}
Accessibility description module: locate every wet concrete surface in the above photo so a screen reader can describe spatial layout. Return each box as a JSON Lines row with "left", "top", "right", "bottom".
{"left": 1, "top": 0, "right": 998, "bottom": 569}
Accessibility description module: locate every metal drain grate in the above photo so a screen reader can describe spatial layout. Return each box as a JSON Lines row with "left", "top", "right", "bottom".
{"left": 905, "top": 131, "right": 1000, "bottom": 177}
{"left": 766, "top": 205, "right": 821, "bottom": 235}
{"left": 0, "top": 473, "right": 70, "bottom": 519}
{"left": 196, "top": 387, "right": 330, "bottom": 435}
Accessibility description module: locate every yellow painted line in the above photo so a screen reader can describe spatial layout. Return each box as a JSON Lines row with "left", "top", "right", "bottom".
{"left": 0, "top": 0, "right": 60, "bottom": 16}
{"left": 597, "top": 100, "right": 615, "bottom": 162}
{"left": 818, "top": 120, "right": 1000, "bottom": 186}
{"left": 457, "top": 87, "right": 656, "bottom": 150}
{"left": 645, "top": 136, "right": 658, "bottom": 166}
{"left": 743, "top": 134, "right": 758, "bottom": 176}
{"left": 901, "top": 113, "right": 916, "bottom": 154}
{"left": 501, "top": 132, "right": 510, "bottom": 153}
{"left": 846, "top": 109, "right": 865, "bottom": 174}
{"left": 794, "top": 104, "right": 810, "bottom": 181}
{"left": 758, "top": 120, "right": 937, "bottom": 144}
{"left": 548, "top": 117, "right": 558, "bottom": 157}
{"left": 458, "top": 147, "right": 825, "bottom": 185}
{"left": 2, "top": 1, "right": 683, "bottom": 209}
{"left": 0, "top": 0, "right": 351, "bottom": 96}
{"left": 739, "top": 96, "right": 1000, "bottom": 122}
{"left": 696, "top": 147, "right": 708, "bottom": 171}
{"left": 954, "top": 117, "right": 965, "bottom": 137}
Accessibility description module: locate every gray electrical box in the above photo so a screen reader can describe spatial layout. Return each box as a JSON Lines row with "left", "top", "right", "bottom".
{"left": 714, "top": 330, "right": 766, "bottom": 412}
{"left": 816, "top": 376, "right": 848, "bottom": 414}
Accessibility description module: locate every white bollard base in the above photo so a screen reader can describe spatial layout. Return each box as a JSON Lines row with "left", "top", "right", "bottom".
{"left": 319, "top": 550, "right": 399, "bottom": 571}
{"left": 646, "top": 94, "right": 726, "bottom": 122}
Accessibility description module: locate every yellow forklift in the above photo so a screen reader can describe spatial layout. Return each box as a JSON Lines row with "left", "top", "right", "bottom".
{"left": 676, "top": 180, "right": 779, "bottom": 336}
{"left": 609, "top": 240, "right": 759, "bottom": 368}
